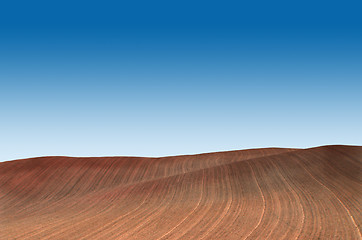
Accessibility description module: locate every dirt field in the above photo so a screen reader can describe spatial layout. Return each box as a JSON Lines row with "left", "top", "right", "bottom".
{"left": 1, "top": 145, "right": 361, "bottom": 239}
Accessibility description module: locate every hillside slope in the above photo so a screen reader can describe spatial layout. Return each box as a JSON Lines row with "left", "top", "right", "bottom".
{"left": 1, "top": 146, "right": 361, "bottom": 239}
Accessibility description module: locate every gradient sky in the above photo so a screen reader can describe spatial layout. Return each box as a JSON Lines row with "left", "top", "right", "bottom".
{"left": 1, "top": 0, "right": 361, "bottom": 161}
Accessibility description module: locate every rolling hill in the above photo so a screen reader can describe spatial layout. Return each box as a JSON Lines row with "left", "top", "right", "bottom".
{"left": 1, "top": 145, "right": 361, "bottom": 239}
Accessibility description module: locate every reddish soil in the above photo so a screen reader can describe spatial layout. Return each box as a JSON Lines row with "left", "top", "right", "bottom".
{"left": 0, "top": 145, "right": 361, "bottom": 239}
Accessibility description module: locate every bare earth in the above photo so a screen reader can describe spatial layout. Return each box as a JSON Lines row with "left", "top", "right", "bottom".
{"left": 1, "top": 145, "right": 361, "bottom": 239}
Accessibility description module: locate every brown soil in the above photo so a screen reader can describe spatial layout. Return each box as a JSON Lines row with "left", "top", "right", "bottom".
{"left": 1, "top": 145, "right": 361, "bottom": 239}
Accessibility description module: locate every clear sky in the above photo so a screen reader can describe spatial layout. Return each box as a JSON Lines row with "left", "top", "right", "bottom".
{"left": 1, "top": 0, "right": 361, "bottom": 161}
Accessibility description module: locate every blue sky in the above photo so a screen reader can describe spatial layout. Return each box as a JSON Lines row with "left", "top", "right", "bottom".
{"left": 1, "top": 0, "right": 361, "bottom": 161}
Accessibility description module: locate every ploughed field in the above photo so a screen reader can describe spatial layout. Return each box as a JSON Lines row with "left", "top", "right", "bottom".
{"left": 1, "top": 145, "right": 361, "bottom": 239}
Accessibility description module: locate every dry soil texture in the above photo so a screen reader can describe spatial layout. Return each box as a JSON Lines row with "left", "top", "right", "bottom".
{"left": 1, "top": 145, "right": 361, "bottom": 239}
